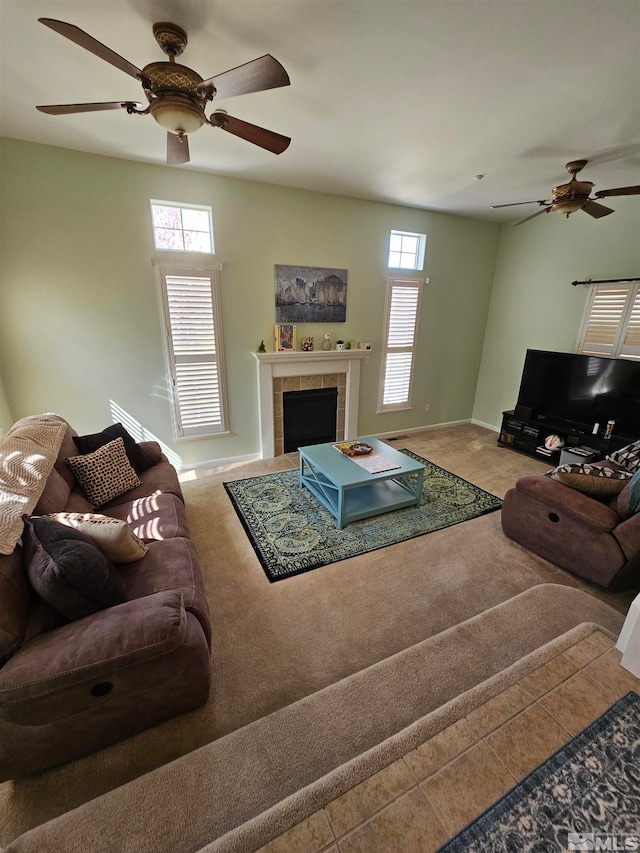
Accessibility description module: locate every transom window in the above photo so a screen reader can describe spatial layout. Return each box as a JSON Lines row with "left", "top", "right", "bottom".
{"left": 388, "top": 230, "right": 427, "bottom": 271}
{"left": 151, "top": 201, "right": 214, "bottom": 253}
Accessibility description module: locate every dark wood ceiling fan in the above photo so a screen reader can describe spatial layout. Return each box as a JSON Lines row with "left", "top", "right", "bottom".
{"left": 36, "top": 18, "right": 291, "bottom": 165}
{"left": 491, "top": 160, "right": 640, "bottom": 226}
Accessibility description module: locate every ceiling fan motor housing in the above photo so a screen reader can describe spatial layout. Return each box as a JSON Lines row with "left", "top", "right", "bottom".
{"left": 143, "top": 62, "right": 206, "bottom": 134}
{"left": 551, "top": 179, "right": 594, "bottom": 215}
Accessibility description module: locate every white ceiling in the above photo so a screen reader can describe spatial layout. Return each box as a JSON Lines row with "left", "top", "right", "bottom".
{"left": 1, "top": 0, "right": 639, "bottom": 222}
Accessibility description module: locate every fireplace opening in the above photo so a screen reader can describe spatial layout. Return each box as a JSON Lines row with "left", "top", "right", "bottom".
{"left": 283, "top": 387, "right": 338, "bottom": 452}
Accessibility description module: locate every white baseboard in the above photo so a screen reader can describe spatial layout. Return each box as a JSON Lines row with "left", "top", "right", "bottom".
{"left": 179, "top": 452, "right": 261, "bottom": 477}
{"left": 179, "top": 419, "right": 499, "bottom": 474}
{"left": 471, "top": 418, "right": 500, "bottom": 433}
{"left": 372, "top": 419, "right": 471, "bottom": 440}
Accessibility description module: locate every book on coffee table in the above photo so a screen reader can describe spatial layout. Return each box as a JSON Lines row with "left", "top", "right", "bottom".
{"left": 333, "top": 442, "right": 400, "bottom": 474}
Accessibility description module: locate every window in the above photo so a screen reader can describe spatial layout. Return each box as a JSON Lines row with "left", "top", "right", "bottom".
{"left": 387, "top": 230, "right": 427, "bottom": 270}
{"left": 151, "top": 201, "right": 214, "bottom": 253}
{"left": 577, "top": 281, "right": 640, "bottom": 360}
{"left": 155, "top": 264, "right": 228, "bottom": 439}
{"left": 378, "top": 279, "right": 422, "bottom": 411}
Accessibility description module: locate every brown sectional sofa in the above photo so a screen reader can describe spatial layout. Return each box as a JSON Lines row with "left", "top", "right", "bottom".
{"left": 0, "top": 417, "right": 211, "bottom": 780}
{"left": 501, "top": 463, "right": 640, "bottom": 589}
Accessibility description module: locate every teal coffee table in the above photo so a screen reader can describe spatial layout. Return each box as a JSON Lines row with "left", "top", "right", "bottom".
{"left": 299, "top": 436, "right": 425, "bottom": 529}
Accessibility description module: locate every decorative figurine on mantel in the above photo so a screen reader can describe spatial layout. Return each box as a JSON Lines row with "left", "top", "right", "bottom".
{"left": 322, "top": 333, "right": 331, "bottom": 351}
{"left": 301, "top": 337, "right": 314, "bottom": 352}
{"left": 257, "top": 340, "right": 266, "bottom": 353}
{"left": 336, "top": 339, "right": 345, "bottom": 350}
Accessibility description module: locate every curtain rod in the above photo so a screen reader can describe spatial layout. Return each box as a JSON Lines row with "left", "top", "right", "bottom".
{"left": 571, "top": 277, "right": 640, "bottom": 286}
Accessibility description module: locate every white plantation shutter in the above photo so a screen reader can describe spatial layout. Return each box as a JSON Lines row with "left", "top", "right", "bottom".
{"left": 620, "top": 290, "right": 640, "bottom": 360}
{"left": 156, "top": 265, "right": 228, "bottom": 438}
{"left": 378, "top": 279, "right": 422, "bottom": 411}
{"left": 578, "top": 282, "right": 640, "bottom": 360}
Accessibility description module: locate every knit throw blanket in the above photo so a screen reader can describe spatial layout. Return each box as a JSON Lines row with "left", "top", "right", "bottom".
{"left": 0, "top": 414, "right": 68, "bottom": 555}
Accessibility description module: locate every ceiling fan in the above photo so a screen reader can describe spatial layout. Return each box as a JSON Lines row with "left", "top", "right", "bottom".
{"left": 491, "top": 160, "right": 640, "bottom": 226}
{"left": 36, "top": 18, "right": 291, "bottom": 165}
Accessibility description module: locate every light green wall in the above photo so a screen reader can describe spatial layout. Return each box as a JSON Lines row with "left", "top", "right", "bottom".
{"left": 473, "top": 198, "right": 640, "bottom": 429}
{"left": 0, "top": 137, "right": 500, "bottom": 467}
{"left": 0, "top": 372, "right": 12, "bottom": 436}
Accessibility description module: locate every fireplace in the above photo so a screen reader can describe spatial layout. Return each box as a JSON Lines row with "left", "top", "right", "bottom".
{"left": 283, "top": 387, "right": 338, "bottom": 452}
{"left": 252, "top": 350, "right": 368, "bottom": 458}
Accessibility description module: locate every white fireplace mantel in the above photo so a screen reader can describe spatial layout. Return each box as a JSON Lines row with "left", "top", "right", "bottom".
{"left": 253, "top": 350, "right": 368, "bottom": 458}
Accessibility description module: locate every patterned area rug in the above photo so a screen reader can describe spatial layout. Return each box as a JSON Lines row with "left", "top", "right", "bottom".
{"left": 223, "top": 451, "right": 502, "bottom": 582}
{"left": 438, "top": 691, "right": 640, "bottom": 852}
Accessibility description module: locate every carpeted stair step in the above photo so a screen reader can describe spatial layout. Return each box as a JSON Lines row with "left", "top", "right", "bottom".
{"left": 6, "top": 584, "right": 625, "bottom": 853}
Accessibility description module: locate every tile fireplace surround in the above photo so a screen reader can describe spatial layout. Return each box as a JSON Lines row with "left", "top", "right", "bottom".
{"left": 253, "top": 350, "right": 368, "bottom": 458}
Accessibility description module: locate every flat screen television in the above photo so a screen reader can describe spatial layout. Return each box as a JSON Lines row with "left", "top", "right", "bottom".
{"left": 516, "top": 349, "right": 640, "bottom": 438}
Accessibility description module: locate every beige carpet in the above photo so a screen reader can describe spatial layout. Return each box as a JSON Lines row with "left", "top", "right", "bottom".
{"left": 5, "top": 594, "right": 625, "bottom": 853}
{"left": 0, "top": 424, "right": 636, "bottom": 848}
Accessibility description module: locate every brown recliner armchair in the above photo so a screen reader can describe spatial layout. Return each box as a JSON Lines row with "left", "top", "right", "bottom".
{"left": 501, "top": 468, "right": 640, "bottom": 589}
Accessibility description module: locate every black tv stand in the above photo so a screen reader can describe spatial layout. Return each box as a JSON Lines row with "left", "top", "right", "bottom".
{"left": 498, "top": 410, "right": 631, "bottom": 463}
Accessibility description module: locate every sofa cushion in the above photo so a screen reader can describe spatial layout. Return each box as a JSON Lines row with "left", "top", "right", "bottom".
{"left": 549, "top": 462, "right": 632, "bottom": 497}
{"left": 0, "top": 548, "right": 31, "bottom": 666}
{"left": 53, "top": 422, "right": 83, "bottom": 490}
{"left": 100, "top": 461, "right": 184, "bottom": 508}
{"left": 32, "top": 466, "right": 72, "bottom": 515}
{"left": 67, "top": 438, "right": 141, "bottom": 507}
{"left": 118, "top": 537, "right": 211, "bottom": 647}
{"left": 606, "top": 439, "right": 640, "bottom": 474}
{"left": 73, "top": 423, "right": 154, "bottom": 474}
{"left": 65, "top": 486, "right": 95, "bottom": 514}
{"left": 106, "top": 493, "right": 190, "bottom": 542}
{"left": 45, "top": 513, "right": 149, "bottom": 563}
{"left": 23, "top": 516, "right": 127, "bottom": 621}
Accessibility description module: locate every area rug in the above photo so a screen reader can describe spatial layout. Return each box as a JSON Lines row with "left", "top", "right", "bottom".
{"left": 437, "top": 691, "right": 640, "bottom": 852}
{"left": 223, "top": 451, "right": 502, "bottom": 581}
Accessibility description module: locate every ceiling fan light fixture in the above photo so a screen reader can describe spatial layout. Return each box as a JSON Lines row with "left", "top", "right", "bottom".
{"left": 149, "top": 94, "right": 204, "bottom": 135}
{"left": 551, "top": 199, "right": 586, "bottom": 216}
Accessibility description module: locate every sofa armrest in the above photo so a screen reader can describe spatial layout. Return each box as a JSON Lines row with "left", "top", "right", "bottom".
{"left": 0, "top": 589, "right": 186, "bottom": 719}
{"left": 514, "top": 475, "right": 621, "bottom": 533}
{"left": 139, "top": 440, "right": 163, "bottom": 465}
{"left": 613, "top": 512, "right": 640, "bottom": 560}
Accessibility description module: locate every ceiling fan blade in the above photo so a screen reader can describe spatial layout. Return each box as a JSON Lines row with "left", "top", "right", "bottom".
{"left": 167, "top": 132, "right": 190, "bottom": 165}
{"left": 594, "top": 185, "right": 640, "bottom": 199}
{"left": 36, "top": 101, "right": 142, "bottom": 115}
{"left": 39, "top": 18, "right": 142, "bottom": 80}
{"left": 211, "top": 112, "right": 290, "bottom": 154}
{"left": 198, "top": 55, "right": 290, "bottom": 100}
{"left": 513, "top": 207, "right": 552, "bottom": 227}
{"left": 582, "top": 200, "right": 614, "bottom": 219}
{"left": 490, "top": 200, "right": 549, "bottom": 209}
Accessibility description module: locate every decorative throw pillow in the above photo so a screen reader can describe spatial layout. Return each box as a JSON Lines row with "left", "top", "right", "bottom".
{"left": 67, "top": 438, "right": 141, "bottom": 507}
{"left": 23, "top": 516, "right": 127, "bottom": 621}
{"left": 45, "top": 512, "right": 148, "bottom": 563}
{"left": 622, "top": 468, "right": 640, "bottom": 516}
{"left": 73, "top": 423, "right": 154, "bottom": 474}
{"left": 549, "top": 463, "right": 632, "bottom": 497}
{"left": 606, "top": 440, "right": 640, "bottom": 474}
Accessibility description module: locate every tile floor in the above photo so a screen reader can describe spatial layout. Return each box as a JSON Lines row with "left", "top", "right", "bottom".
{"left": 256, "top": 630, "right": 639, "bottom": 853}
